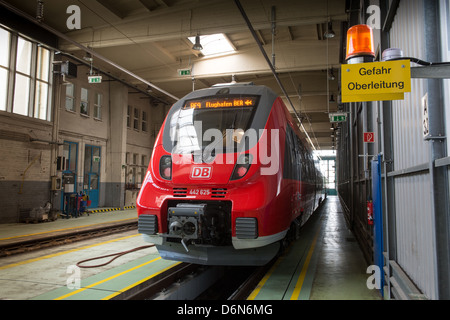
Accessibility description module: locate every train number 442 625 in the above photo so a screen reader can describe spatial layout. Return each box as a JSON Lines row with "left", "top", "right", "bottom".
{"left": 189, "top": 189, "right": 211, "bottom": 196}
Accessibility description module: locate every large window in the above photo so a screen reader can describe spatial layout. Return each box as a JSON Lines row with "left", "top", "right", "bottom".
{"left": 13, "top": 37, "right": 33, "bottom": 116}
{"left": 0, "top": 66, "right": 8, "bottom": 111}
{"left": 0, "top": 27, "right": 53, "bottom": 120}
{"left": 35, "top": 46, "right": 51, "bottom": 120}
{"left": 0, "top": 28, "right": 11, "bottom": 111}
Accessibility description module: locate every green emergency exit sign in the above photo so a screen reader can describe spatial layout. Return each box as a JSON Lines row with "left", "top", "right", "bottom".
{"left": 88, "top": 75, "right": 102, "bottom": 83}
{"left": 330, "top": 113, "right": 347, "bottom": 123}
{"left": 178, "top": 69, "right": 191, "bottom": 76}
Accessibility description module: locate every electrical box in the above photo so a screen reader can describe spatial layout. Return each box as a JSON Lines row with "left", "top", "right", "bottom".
{"left": 61, "top": 61, "right": 77, "bottom": 78}
{"left": 51, "top": 176, "right": 62, "bottom": 191}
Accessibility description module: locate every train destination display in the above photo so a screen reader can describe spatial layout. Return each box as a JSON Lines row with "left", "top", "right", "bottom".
{"left": 184, "top": 97, "right": 258, "bottom": 109}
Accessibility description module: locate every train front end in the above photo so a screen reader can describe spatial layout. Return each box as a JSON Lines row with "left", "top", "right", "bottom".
{"left": 137, "top": 84, "right": 284, "bottom": 266}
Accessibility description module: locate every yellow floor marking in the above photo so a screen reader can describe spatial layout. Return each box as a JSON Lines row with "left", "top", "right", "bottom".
{"left": 0, "top": 218, "right": 137, "bottom": 241}
{"left": 102, "top": 262, "right": 182, "bottom": 300}
{"left": 247, "top": 257, "right": 283, "bottom": 300}
{"left": 289, "top": 227, "right": 321, "bottom": 300}
{"left": 0, "top": 234, "right": 140, "bottom": 271}
{"left": 54, "top": 257, "right": 162, "bottom": 300}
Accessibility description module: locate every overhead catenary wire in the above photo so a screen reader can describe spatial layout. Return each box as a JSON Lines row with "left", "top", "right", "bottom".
{"left": 0, "top": 0, "right": 179, "bottom": 102}
{"left": 77, "top": 0, "right": 182, "bottom": 82}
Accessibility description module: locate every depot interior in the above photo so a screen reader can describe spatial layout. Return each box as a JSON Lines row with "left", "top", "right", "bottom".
{"left": 1, "top": 0, "right": 450, "bottom": 300}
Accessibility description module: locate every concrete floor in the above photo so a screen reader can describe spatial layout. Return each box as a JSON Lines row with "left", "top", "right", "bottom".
{"left": 248, "top": 196, "right": 382, "bottom": 300}
{"left": 0, "top": 208, "right": 138, "bottom": 240}
{"left": 0, "top": 208, "right": 159, "bottom": 300}
{"left": 0, "top": 230, "right": 158, "bottom": 299}
{"left": 309, "top": 197, "right": 381, "bottom": 300}
{"left": 0, "top": 199, "right": 382, "bottom": 300}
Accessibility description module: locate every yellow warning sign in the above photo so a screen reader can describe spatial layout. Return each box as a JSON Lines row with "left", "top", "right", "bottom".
{"left": 341, "top": 60, "right": 411, "bottom": 103}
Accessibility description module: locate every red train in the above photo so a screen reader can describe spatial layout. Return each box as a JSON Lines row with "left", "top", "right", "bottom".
{"left": 137, "top": 83, "right": 325, "bottom": 266}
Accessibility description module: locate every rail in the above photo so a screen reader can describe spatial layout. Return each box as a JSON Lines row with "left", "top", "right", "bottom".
{"left": 0, "top": 220, "right": 137, "bottom": 257}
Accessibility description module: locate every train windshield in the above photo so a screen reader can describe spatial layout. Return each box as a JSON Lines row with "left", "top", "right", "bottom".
{"left": 168, "top": 95, "right": 259, "bottom": 154}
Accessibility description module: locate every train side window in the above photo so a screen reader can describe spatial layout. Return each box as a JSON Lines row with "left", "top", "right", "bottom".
{"left": 300, "top": 138, "right": 307, "bottom": 179}
{"left": 293, "top": 132, "right": 301, "bottom": 181}
{"left": 283, "top": 125, "right": 294, "bottom": 180}
{"left": 284, "top": 124, "right": 304, "bottom": 181}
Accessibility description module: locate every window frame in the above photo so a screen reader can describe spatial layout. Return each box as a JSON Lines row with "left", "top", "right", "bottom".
{"left": 0, "top": 27, "right": 53, "bottom": 121}
{"left": 133, "top": 107, "right": 139, "bottom": 130}
{"left": 127, "top": 105, "right": 131, "bottom": 128}
{"left": 142, "top": 110, "right": 147, "bottom": 132}
{"left": 0, "top": 27, "right": 12, "bottom": 112}
{"left": 80, "top": 87, "right": 89, "bottom": 116}
{"left": 34, "top": 46, "right": 52, "bottom": 120}
{"left": 94, "top": 91, "right": 102, "bottom": 120}
{"left": 65, "top": 82, "right": 76, "bottom": 112}
{"left": 13, "top": 36, "right": 34, "bottom": 117}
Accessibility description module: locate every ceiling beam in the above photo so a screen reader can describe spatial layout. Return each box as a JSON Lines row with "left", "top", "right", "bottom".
{"left": 95, "top": 0, "right": 126, "bottom": 19}
{"left": 128, "top": 40, "right": 340, "bottom": 83}
{"left": 59, "top": 0, "right": 347, "bottom": 51}
{"left": 256, "top": 30, "right": 267, "bottom": 45}
{"left": 0, "top": 0, "right": 179, "bottom": 102}
{"left": 138, "top": 0, "right": 160, "bottom": 11}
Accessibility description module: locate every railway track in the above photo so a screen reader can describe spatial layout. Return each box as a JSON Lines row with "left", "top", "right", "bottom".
{"left": 115, "top": 257, "right": 278, "bottom": 300}
{"left": 117, "top": 262, "right": 203, "bottom": 300}
{"left": 0, "top": 217, "right": 276, "bottom": 300}
{"left": 0, "top": 220, "right": 138, "bottom": 257}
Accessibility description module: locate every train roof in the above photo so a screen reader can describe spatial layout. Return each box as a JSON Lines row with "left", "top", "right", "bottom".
{"left": 175, "top": 82, "right": 278, "bottom": 103}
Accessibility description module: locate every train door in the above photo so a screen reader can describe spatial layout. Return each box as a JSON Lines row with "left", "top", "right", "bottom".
{"left": 83, "top": 145, "right": 101, "bottom": 208}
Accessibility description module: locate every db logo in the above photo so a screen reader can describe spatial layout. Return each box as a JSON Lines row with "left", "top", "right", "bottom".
{"left": 190, "top": 167, "right": 212, "bottom": 179}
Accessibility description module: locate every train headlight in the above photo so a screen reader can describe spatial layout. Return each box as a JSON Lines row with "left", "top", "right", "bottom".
{"left": 159, "top": 155, "right": 172, "bottom": 180}
{"left": 231, "top": 154, "right": 253, "bottom": 180}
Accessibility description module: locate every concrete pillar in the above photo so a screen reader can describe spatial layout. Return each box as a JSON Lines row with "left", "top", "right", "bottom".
{"left": 105, "top": 81, "right": 128, "bottom": 208}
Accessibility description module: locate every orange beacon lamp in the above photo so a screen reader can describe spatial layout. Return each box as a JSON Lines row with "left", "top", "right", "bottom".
{"left": 346, "top": 24, "right": 375, "bottom": 62}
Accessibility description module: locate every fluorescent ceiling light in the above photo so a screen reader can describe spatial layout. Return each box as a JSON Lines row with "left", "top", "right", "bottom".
{"left": 188, "top": 33, "right": 236, "bottom": 56}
